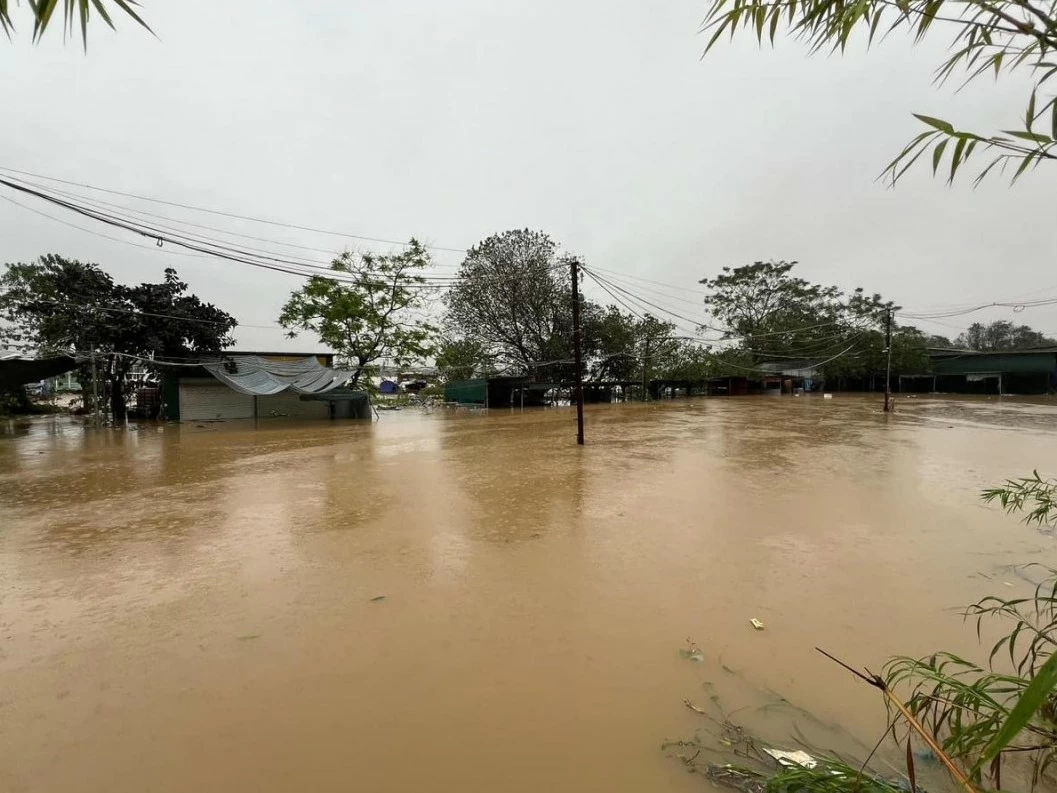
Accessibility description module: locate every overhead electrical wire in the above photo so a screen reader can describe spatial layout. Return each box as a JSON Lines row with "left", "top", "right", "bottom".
{"left": 0, "top": 177, "right": 562, "bottom": 292}
{"left": 0, "top": 194, "right": 215, "bottom": 262}
{"left": 7, "top": 174, "right": 466, "bottom": 271}
{"left": 0, "top": 165, "right": 468, "bottom": 254}
{"left": 580, "top": 266, "right": 869, "bottom": 367}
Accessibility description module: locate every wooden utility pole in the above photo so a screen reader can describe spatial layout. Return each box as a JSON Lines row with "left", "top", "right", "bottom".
{"left": 91, "top": 349, "right": 101, "bottom": 426}
{"left": 641, "top": 341, "right": 648, "bottom": 402}
{"left": 570, "top": 257, "right": 585, "bottom": 445}
{"left": 883, "top": 308, "right": 893, "bottom": 413}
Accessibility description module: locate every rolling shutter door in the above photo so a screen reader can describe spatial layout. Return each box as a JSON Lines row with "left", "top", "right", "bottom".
{"left": 255, "top": 392, "right": 330, "bottom": 419}
{"left": 178, "top": 380, "right": 255, "bottom": 421}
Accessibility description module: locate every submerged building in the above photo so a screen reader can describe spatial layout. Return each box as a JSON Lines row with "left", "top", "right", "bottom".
{"left": 162, "top": 352, "right": 370, "bottom": 421}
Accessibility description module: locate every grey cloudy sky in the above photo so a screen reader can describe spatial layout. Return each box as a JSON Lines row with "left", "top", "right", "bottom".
{"left": 1, "top": 0, "right": 1054, "bottom": 352}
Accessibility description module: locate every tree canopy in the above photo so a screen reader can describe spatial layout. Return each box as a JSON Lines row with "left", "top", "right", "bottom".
{"left": 956, "top": 320, "right": 1057, "bottom": 350}
{"left": 0, "top": 254, "right": 236, "bottom": 420}
{"left": 278, "top": 240, "right": 437, "bottom": 389}
{"left": 698, "top": 259, "right": 929, "bottom": 380}
{"left": 444, "top": 229, "right": 578, "bottom": 381}
{"left": 435, "top": 336, "right": 490, "bottom": 382}
{"left": 701, "top": 0, "right": 1057, "bottom": 183}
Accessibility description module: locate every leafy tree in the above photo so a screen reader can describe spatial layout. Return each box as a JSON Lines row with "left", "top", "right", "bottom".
{"left": 699, "top": 260, "right": 894, "bottom": 365}
{"left": 279, "top": 240, "right": 437, "bottom": 390}
{"left": 665, "top": 342, "right": 719, "bottom": 381}
{"left": 701, "top": 0, "right": 1057, "bottom": 183}
{"left": 700, "top": 260, "right": 846, "bottom": 358}
{"left": 0, "top": 254, "right": 236, "bottom": 421}
{"left": 585, "top": 308, "right": 681, "bottom": 384}
{"left": 584, "top": 305, "right": 638, "bottom": 380}
{"left": 435, "top": 336, "right": 489, "bottom": 382}
{"left": 0, "top": 0, "right": 151, "bottom": 46}
{"left": 445, "top": 229, "right": 578, "bottom": 380}
{"left": 957, "top": 320, "right": 1057, "bottom": 350}
{"left": 924, "top": 333, "right": 959, "bottom": 348}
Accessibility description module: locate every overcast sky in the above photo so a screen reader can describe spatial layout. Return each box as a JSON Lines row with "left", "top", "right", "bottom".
{"left": 1, "top": 0, "right": 1054, "bottom": 352}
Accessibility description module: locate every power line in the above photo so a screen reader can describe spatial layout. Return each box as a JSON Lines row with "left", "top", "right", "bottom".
{"left": 588, "top": 267, "right": 711, "bottom": 307}
{"left": 9, "top": 296, "right": 280, "bottom": 329}
{"left": 588, "top": 265, "right": 711, "bottom": 296}
{"left": 0, "top": 179, "right": 566, "bottom": 293}
{"left": 583, "top": 266, "right": 713, "bottom": 330}
{"left": 0, "top": 165, "right": 468, "bottom": 254}
{"left": 0, "top": 194, "right": 215, "bottom": 262}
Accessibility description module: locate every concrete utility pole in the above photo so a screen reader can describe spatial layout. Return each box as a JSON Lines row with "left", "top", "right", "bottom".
{"left": 569, "top": 257, "right": 585, "bottom": 445}
{"left": 883, "top": 307, "right": 893, "bottom": 413}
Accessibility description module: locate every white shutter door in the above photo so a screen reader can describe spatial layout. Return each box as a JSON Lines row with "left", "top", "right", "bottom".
{"left": 179, "top": 381, "right": 255, "bottom": 421}
{"left": 255, "top": 392, "right": 330, "bottom": 419}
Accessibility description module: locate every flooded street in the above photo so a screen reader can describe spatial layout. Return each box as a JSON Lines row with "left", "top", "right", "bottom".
{"left": 2, "top": 396, "right": 1055, "bottom": 792}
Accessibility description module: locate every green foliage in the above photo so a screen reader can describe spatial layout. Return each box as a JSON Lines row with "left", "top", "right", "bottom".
{"left": 957, "top": 321, "right": 1057, "bottom": 351}
{"left": 444, "top": 229, "right": 579, "bottom": 381}
{"left": 435, "top": 336, "right": 489, "bottom": 382}
{"left": 880, "top": 479, "right": 1057, "bottom": 790}
{"left": 0, "top": 0, "right": 151, "bottom": 47}
{"left": 983, "top": 472, "right": 1057, "bottom": 529}
{"left": 1, "top": 254, "right": 236, "bottom": 420}
{"left": 700, "top": 261, "right": 844, "bottom": 350}
{"left": 585, "top": 308, "right": 681, "bottom": 383}
{"left": 278, "top": 240, "right": 437, "bottom": 389}
{"left": 700, "top": 0, "right": 1057, "bottom": 184}
{"left": 767, "top": 758, "right": 906, "bottom": 792}
{"left": 699, "top": 260, "right": 928, "bottom": 380}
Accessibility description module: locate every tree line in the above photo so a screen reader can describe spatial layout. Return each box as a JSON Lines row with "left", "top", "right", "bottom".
{"left": 4, "top": 236, "right": 1055, "bottom": 417}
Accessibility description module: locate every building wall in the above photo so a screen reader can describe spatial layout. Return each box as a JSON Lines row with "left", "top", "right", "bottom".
{"left": 256, "top": 392, "right": 330, "bottom": 419}
{"left": 445, "top": 379, "right": 488, "bottom": 404}
{"left": 932, "top": 352, "right": 1057, "bottom": 375}
{"left": 178, "top": 379, "right": 255, "bottom": 421}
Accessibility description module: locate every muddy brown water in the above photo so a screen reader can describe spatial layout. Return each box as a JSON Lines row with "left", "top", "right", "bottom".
{"left": 2, "top": 395, "right": 1056, "bottom": 792}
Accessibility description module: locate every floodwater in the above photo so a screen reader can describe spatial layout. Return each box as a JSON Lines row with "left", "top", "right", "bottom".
{"left": 1, "top": 395, "right": 1055, "bottom": 792}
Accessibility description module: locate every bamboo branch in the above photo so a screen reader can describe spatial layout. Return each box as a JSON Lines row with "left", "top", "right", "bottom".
{"left": 816, "top": 647, "right": 979, "bottom": 793}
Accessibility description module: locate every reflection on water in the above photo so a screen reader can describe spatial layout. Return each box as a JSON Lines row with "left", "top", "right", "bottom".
{"left": 1, "top": 396, "right": 1055, "bottom": 793}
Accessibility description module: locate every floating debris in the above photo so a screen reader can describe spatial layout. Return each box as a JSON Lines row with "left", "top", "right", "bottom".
{"left": 749, "top": 618, "right": 765, "bottom": 631}
{"left": 369, "top": 594, "right": 387, "bottom": 602}
{"left": 705, "top": 763, "right": 767, "bottom": 793}
{"left": 762, "top": 748, "right": 817, "bottom": 769}
{"left": 679, "top": 637, "right": 704, "bottom": 662}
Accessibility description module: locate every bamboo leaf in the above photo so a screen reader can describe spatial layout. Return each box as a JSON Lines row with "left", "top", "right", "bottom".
{"left": 974, "top": 154, "right": 1007, "bottom": 187}
{"left": 108, "top": 0, "right": 150, "bottom": 32}
{"left": 78, "top": 0, "right": 87, "bottom": 48}
{"left": 0, "top": 0, "right": 13, "bottom": 36}
{"left": 32, "top": 0, "right": 59, "bottom": 41}
{"left": 705, "top": 17, "right": 733, "bottom": 52}
{"left": 1027, "top": 88, "right": 1037, "bottom": 131}
{"left": 89, "top": 0, "right": 114, "bottom": 29}
{"left": 949, "top": 136, "right": 967, "bottom": 183}
{"left": 1011, "top": 153, "right": 1035, "bottom": 182}
{"left": 931, "top": 138, "right": 949, "bottom": 174}
{"left": 914, "top": 113, "right": 955, "bottom": 134}
{"left": 977, "top": 652, "right": 1057, "bottom": 771}
{"left": 1003, "top": 129, "right": 1054, "bottom": 143}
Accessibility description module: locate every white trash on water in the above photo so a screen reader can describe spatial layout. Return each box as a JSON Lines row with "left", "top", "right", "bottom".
{"left": 763, "top": 749, "right": 817, "bottom": 769}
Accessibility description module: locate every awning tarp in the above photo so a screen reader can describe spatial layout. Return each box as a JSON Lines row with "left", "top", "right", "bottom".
{"left": 0, "top": 355, "right": 81, "bottom": 388}
{"left": 201, "top": 355, "right": 355, "bottom": 396}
